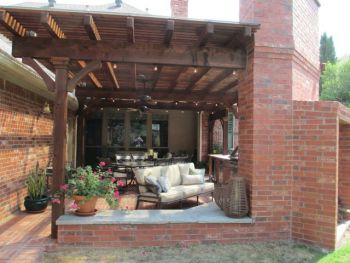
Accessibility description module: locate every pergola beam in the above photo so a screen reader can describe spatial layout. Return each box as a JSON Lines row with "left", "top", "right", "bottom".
{"left": 185, "top": 68, "right": 210, "bottom": 92}
{"left": 201, "top": 69, "right": 234, "bottom": 93}
{"left": 84, "top": 15, "right": 120, "bottom": 90}
{"left": 198, "top": 23, "right": 214, "bottom": 47}
{"left": 126, "top": 17, "right": 135, "bottom": 44}
{"left": 168, "top": 67, "right": 187, "bottom": 93}
{"left": 75, "top": 88, "right": 236, "bottom": 104}
{"left": 40, "top": 12, "right": 102, "bottom": 89}
{"left": 151, "top": 65, "right": 163, "bottom": 91}
{"left": 12, "top": 37, "right": 247, "bottom": 69}
{"left": 218, "top": 79, "right": 239, "bottom": 93}
{"left": 85, "top": 100, "right": 225, "bottom": 112}
{"left": 67, "top": 60, "right": 102, "bottom": 92}
{"left": 164, "top": 20, "right": 175, "bottom": 47}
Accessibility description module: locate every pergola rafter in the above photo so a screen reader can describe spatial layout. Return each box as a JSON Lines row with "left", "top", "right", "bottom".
{"left": 40, "top": 12, "right": 102, "bottom": 89}
{"left": 83, "top": 15, "right": 120, "bottom": 90}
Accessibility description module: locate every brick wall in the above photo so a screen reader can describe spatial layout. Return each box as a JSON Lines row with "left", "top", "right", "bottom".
{"left": 170, "top": 0, "right": 188, "bottom": 17}
{"left": 239, "top": 0, "right": 294, "bottom": 239}
{"left": 58, "top": 223, "right": 290, "bottom": 247}
{"left": 293, "top": 0, "right": 319, "bottom": 69}
{"left": 292, "top": 0, "right": 320, "bottom": 101}
{"left": 200, "top": 111, "right": 209, "bottom": 161}
{"left": 339, "top": 124, "right": 350, "bottom": 212}
{"left": 292, "top": 101, "right": 339, "bottom": 249}
{"left": 0, "top": 79, "right": 53, "bottom": 223}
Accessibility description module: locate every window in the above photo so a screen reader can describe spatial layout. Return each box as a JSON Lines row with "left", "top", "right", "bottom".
{"left": 152, "top": 114, "right": 168, "bottom": 148}
{"left": 129, "top": 112, "right": 147, "bottom": 148}
{"left": 106, "top": 112, "right": 124, "bottom": 147}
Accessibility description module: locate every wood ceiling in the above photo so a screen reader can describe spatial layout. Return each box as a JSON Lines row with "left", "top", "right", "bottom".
{"left": 0, "top": 7, "right": 259, "bottom": 111}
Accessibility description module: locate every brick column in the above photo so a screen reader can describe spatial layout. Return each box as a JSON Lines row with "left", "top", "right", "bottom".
{"left": 239, "top": 0, "right": 320, "bottom": 240}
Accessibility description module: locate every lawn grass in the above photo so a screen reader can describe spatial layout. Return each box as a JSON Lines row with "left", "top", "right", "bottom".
{"left": 40, "top": 228, "right": 350, "bottom": 263}
{"left": 40, "top": 241, "right": 326, "bottom": 263}
{"left": 317, "top": 243, "right": 350, "bottom": 263}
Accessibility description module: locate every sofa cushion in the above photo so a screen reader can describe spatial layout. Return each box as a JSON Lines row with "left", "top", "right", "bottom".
{"left": 157, "top": 175, "right": 171, "bottom": 193}
{"left": 145, "top": 175, "right": 162, "bottom": 194}
{"left": 162, "top": 164, "right": 181, "bottom": 187}
{"left": 178, "top": 163, "right": 195, "bottom": 176}
{"left": 134, "top": 168, "right": 151, "bottom": 193}
{"left": 181, "top": 173, "right": 204, "bottom": 185}
{"left": 180, "top": 185, "right": 203, "bottom": 197}
{"left": 159, "top": 187, "right": 184, "bottom": 202}
{"left": 200, "top": 182, "right": 215, "bottom": 194}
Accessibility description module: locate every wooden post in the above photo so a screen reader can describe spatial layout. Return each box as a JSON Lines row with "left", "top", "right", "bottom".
{"left": 223, "top": 116, "right": 228, "bottom": 155}
{"left": 76, "top": 114, "right": 85, "bottom": 167}
{"left": 51, "top": 57, "right": 69, "bottom": 239}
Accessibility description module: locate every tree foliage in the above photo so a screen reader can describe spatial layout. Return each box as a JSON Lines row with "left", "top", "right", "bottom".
{"left": 320, "top": 33, "right": 336, "bottom": 64}
{"left": 320, "top": 59, "right": 350, "bottom": 106}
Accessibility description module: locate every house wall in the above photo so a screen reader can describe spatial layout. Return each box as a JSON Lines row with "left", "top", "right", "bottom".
{"left": 168, "top": 110, "right": 196, "bottom": 155}
{"left": 0, "top": 79, "right": 53, "bottom": 223}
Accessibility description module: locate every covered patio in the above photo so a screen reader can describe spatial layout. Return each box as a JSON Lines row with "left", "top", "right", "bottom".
{"left": 0, "top": 5, "right": 257, "bottom": 239}
{"left": 1, "top": 0, "right": 349, "bottom": 251}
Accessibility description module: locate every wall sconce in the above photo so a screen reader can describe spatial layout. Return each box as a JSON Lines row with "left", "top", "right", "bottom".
{"left": 42, "top": 101, "right": 51, "bottom": 114}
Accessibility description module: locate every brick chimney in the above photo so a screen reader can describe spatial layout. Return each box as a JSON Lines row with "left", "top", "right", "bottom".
{"left": 170, "top": 0, "right": 188, "bottom": 18}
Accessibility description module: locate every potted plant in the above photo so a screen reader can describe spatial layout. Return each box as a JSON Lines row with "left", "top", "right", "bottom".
{"left": 53, "top": 162, "right": 124, "bottom": 216}
{"left": 24, "top": 163, "right": 49, "bottom": 213}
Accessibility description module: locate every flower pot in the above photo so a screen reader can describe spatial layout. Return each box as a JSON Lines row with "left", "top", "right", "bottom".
{"left": 73, "top": 195, "right": 98, "bottom": 215}
{"left": 24, "top": 195, "right": 49, "bottom": 213}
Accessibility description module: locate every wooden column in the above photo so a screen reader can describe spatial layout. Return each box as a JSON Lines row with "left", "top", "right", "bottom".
{"left": 76, "top": 114, "right": 85, "bottom": 167}
{"left": 51, "top": 57, "right": 69, "bottom": 238}
{"left": 146, "top": 112, "right": 152, "bottom": 150}
{"left": 223, "top": 116, "right": 228, "bottom": 155}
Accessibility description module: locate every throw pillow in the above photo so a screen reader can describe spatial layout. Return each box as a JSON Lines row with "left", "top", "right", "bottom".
{"left": 157, "top": 175, "right": 171, "bottom": 193}
{"left": 189, "top": 168, "right": 205, "bottom": 183}
{"left": 145, "top": 175, "right": 162, "bottom": 194}
{"left": 181, "top": 173, "right": 204, "bottom": 185}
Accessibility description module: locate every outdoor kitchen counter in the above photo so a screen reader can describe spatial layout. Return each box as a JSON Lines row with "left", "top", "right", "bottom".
{"left": 208, "top": 154, "right": 236, "bottom": 183}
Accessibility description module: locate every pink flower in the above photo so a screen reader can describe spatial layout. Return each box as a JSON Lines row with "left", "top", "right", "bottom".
{"left": 108, "top": 168, "right": 112, "bottom": 174}
{"left": 117, "top": 180, "right": 125, "bottom": 187}
{"left": 125, "top": 206, "right": 129, "bottom": 210}
{"left": 59, "top": 184, "right": 69, "bottom": 192}
{"left": 111, "top": 177, "right": 116, "bottom": 183}
{"left": 52, "top": 198, "right": 61, "bottom": 204}
{"left": 114, "top": 190, "right": 120, "bottom": 200}
{"left": 99, "top": 161, "right": 106, "bottom": 167}
{"left": 69, "top": 202, "right": 78, "bottom": 210}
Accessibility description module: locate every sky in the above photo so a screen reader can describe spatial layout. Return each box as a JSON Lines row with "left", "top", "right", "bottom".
{"left": 0, "top": 0, "right": 349, "bottom": 57}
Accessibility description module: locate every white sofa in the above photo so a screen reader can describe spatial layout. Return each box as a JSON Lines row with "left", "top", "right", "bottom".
{"left": 134, "top": 163, "right": 214, "bottom": 209}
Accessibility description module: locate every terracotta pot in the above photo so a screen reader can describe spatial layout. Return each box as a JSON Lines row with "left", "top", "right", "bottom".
{"left": 73, "top": 195, "right": 98, "bottom": 214}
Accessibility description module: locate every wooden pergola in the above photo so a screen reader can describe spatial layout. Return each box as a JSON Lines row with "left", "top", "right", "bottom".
{"left": 0, "top": 6, "right": 258, "bottom": 238}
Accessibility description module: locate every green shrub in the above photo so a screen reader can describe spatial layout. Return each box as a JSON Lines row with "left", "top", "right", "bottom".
{"left": 26, "top": 162, "right": 47, "bottom": 200}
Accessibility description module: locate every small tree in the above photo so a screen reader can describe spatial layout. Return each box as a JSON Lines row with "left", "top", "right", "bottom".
{"left": 320, "top": 33, "right": 336, "bottom": 64}
{"left": 320, "top": 59, "right": 350, "bottom": 106}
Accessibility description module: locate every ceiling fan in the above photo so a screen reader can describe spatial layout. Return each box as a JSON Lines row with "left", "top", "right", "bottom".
{"left": 134, "top": 74, "right": 158, "bottom": 113}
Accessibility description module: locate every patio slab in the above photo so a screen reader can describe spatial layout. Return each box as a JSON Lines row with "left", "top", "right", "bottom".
{"left": 57, "top": 202, "right": 254, "bottom": 225}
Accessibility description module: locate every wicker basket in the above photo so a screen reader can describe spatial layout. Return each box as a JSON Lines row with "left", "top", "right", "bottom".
{"left": 213, "top": 184, "right": 225, "bottom": 209}
{"left": 214, "top": 177, "right": 249, "bottom": 218}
